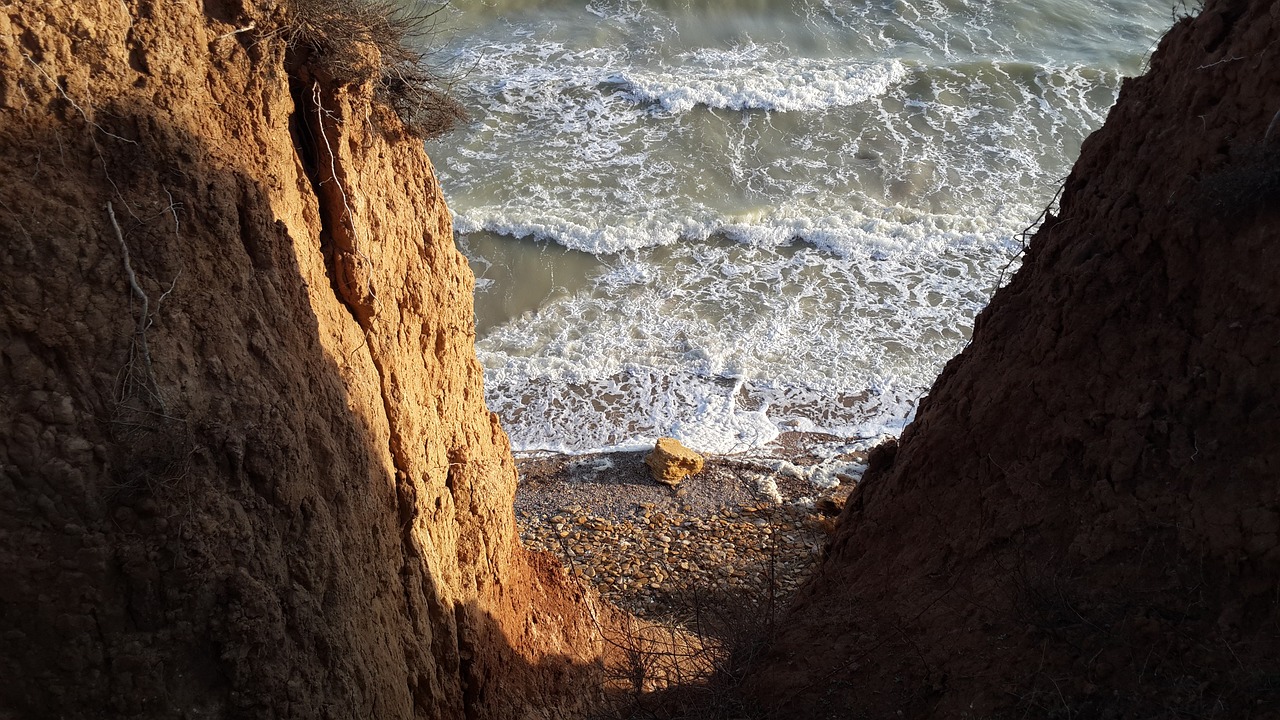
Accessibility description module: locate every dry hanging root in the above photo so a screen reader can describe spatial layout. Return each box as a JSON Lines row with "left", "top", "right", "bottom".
{"left": 108, "top": 200, "right": 175, "bottom": 413}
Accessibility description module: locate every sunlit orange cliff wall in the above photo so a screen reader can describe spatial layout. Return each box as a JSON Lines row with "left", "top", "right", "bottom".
{"left": 0, "top": 1, "right": 609, "bottom": 717}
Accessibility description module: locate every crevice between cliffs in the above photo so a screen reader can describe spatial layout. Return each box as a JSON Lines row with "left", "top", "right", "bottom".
{"left": 284, "top": 51, "right": 484, "bottom": 719}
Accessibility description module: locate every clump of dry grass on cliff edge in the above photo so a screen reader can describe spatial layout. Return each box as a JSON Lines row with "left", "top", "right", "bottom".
{"left": 283, "top": 0, "right": 467, "bottom": 138}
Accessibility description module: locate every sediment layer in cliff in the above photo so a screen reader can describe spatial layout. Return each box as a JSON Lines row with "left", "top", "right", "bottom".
{"left": 0, "top": 2, "right": 612, "bottom": 717}
{"left": 749, "top": 1, "right": 1280, "bottom": 717}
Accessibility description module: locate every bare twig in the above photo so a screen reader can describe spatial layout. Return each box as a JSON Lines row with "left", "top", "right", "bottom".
{"left": 25, "top": 53, "right": 137, "bottom": 145}
{"left": 312, "top": 82, "right": 356, "bottom": 226}
{"left": 1047, "top": 674, "right": 1073, "bottom": 720}
{"left": 1197, "top": 55, "right": 1242, "bottom": 70}
{"left": 215, "top": 21, "right": 257, "bottom": 41}
{"left": 163, "top": 188, "right": 181, "bottom": 234}
{"left": 1264, "top": 107, "right": 1280, "bottom": 144}
{"left": 26, "top": 52, "right": 140, "bottom": 219}
{"left": 312, "top": 82, "right": 378, "bottom": 303}
{"left": 109, "top": 201, "right": 168, "bottom": 412}
{"left": 992, "top": 179, "right": 1067, "bottom": 295}
{"left": 150, "top": 271, "right": 180, "bottom": 330}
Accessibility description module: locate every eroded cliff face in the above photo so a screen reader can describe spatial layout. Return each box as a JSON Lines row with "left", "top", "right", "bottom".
{"left": 750, "top": 1, "right": 1280, "bottom": 717}
{"left": 0, "top": 1, "right": 608, "bottom": 717}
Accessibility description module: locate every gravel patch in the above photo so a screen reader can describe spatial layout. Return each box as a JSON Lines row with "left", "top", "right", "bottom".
{"left": 514, "top": 436, "right": 865, "bottom": 622}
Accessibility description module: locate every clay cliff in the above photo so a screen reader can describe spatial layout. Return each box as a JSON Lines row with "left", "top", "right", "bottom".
{"left": 749, "top": 0, "right": 1280, "bottom": 717}
{"left": 5, "top": 0, "right": 1280, "bottom": 718}
{"left": 0, "top": 1, "right": 610, "bottom": 718}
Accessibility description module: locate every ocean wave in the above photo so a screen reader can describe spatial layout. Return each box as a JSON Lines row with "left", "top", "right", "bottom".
{"left": 471, "top": 224, "right": 1014, "bottom": 455}
{"left": 430, "top": 0, "right": 1170, "bottom": 456}
{"left": 609, "top": 49, "right": 907, "bottom": 114}
{"left": 480, "top": 364, "right": 922, "bottom": 456}
{"left": 452, "top": 201, "right": 1011, "bottom": 258}
{"left": 453, "top": 209, "right": 697, "bottom": 254}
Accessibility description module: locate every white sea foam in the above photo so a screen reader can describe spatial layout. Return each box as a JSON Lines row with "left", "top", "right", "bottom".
{"left": 426, "top": 0, "right": 1172, "bottom": 456}
{"left": 755, "top": 473, "right": 784, "bottom": 505}
{"left": 809, "top": 461, "right": 868, "bottom": 489}
{"left": 462, "top": 196, "right": 1017, "bottom": 453}
{"left": 454, "top": 198, "right": 1008, "bottom": 256}
{"left": 610, "top": 48, "right": 907, "bottom": 114}
{"left": 471, "top": 209, "right": 1014, "bottom": 454}
{"left": 568, "top": 456, "right": 615, "bottom": 481}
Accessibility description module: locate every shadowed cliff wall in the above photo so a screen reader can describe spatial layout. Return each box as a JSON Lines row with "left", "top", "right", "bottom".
{"left": 0, "top": 1, "right": 610, "bottom": 717}
{"left": 750, "top": 1, "right": 1280, "bottom": 717}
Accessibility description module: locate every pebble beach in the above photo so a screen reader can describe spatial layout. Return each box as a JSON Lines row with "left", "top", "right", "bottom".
{"left": 515, "top": 438, "right": 861, "bottom": 621}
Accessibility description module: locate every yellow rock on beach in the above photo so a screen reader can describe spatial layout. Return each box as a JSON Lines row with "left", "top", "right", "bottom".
{"left": 645, "top": 437, "right": 705, "bottom": 487}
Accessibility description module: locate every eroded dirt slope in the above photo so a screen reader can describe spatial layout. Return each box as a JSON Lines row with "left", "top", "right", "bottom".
{"left": 0, "top": 1, "right": 609, "bottom": 718}
{"left": 749, "top": 1, "right": 1280, "bottom": 717}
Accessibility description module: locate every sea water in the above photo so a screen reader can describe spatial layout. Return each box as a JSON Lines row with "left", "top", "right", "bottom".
{"left": 417, "top": 0, "right": 1171, "bottom": 455}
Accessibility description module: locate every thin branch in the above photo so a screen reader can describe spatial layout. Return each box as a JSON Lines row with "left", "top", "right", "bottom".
{"left": 312, "top": 82, "right": 355, "bottom": 225}
{"left": 27, "top": 52, "right": 139, "bottom": 218}
{"left": 164, "top": 188, "right": 181, "bottom": 234}
{"left": 215, "top": 21, "right": 256, "bottom": 41}
{"left": 1265, "top": 107, "right": 1280, "bottom": 144}
{"left": 108, "top": 201, "right": 166, "bottom": 413}
{"left": 150, "top": 271, "right": 181, "bottom": 330}
{"left": 26, "top": 53, "right": 137, "bottom": 145}
{"left": 992, "top": 179, "right": 1067, "bottom": 295}
{"left": 312, "top": 82, "right": 378, "bottom": 302}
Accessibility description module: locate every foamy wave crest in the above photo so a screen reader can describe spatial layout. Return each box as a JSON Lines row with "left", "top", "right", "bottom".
{"left": 482, "top": 369, "right": 783, "bottom": 455}
{"left": 611, "top": 47, "right": 906, "bottom": 114}
{"left": 433, "top": 0, "right": 1172, "bottom": 456}
{"left": 473, "top": 217, "right": 1016, "bottom": 455}
{"left": 453, "top": 207, "right": 703, "bottom": 254}
{"left": 716, "top": 205, "right": 1003, "bottom": 257}
{"left": 453, "top": 199, "right": 1009, "bottom": 259}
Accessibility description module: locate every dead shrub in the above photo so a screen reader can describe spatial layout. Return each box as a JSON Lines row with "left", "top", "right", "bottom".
{"left": 107, "top": 403, "right": 195, "bottom": 501}
{"left": 591, "top": 527, "right": 792, "bottom": 720}
{"left": 282, "top": 0, "right": 467, "bottom": 138}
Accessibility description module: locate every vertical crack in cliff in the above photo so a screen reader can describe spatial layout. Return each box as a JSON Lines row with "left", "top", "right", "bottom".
{"left": 287, "top": 65, "right": 400, "bottom": 485}
{"left": 287, "top": 62, "right": 355, "bottom": 326}
{"left": 284, "top": 57, "right": 403, "bottom": 483}
{"left": 453, "top": 603, "right": 482, "bottom": 720}
{"left": 285, "top": 56, "right": 482, "bottom": 716}
{"left": 285, "top": 56, "right": 374, "bottom": 328}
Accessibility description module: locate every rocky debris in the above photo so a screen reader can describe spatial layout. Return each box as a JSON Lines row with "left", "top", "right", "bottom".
{"left": 645, "top": 438, "right": 705, "bottom": 487}
{"left": 514, "top": 443, "right": 864, "bottom": 622}
{"left": 818, "top": 482, "right": 856, "bottom": 515}
{"left": 520, "top": 501, "right": 830, "bottom": 621}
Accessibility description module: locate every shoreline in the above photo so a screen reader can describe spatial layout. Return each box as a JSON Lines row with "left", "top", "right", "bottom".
{"left": 514, "top": 432, "right": 866, "bottom": 621}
